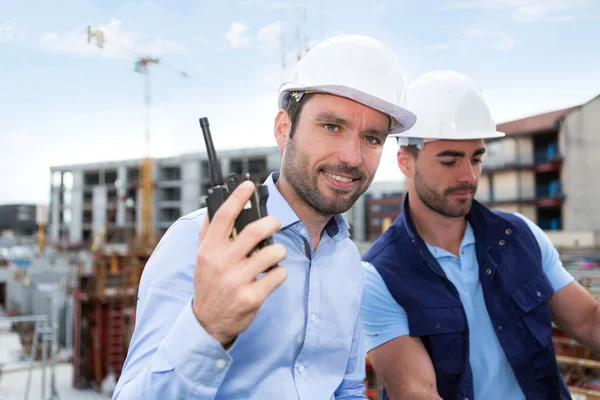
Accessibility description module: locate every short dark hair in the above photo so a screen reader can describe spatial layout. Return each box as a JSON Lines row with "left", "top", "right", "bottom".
{"left": 283, "top": 92, "right": 316, "bottom": 139}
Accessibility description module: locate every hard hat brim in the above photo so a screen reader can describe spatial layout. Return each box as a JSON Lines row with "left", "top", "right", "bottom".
{"left": 390, "top": 130, "right": 506, "bottom": 139}
{"left": 278, "top": 83, "right": 417, "bottom": 135}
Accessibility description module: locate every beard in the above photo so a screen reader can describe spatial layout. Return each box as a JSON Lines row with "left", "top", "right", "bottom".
{"left": 281, "top": 136, "right": 373, "bottom": 216}
{"left": 414, "top": 169, "right": 477, "bottom": 218}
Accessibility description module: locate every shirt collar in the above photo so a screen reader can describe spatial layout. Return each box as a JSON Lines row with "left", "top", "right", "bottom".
{"left": 263, "top": 172, "right": 349, "bottom": 239}
{"left": 426, "top": 222, "right": 475, "bottom": 259}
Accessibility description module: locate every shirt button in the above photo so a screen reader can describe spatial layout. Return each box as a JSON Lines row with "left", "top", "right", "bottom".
{"left": 435, "top": 322, "right": 440, "bottom": 330}
{"left": 463, "top": 397, "right": 469, "bottom": 400}
{"left": 215, "top": 359, "right": 227, "bottom": 369}
{"left": 536, "top": 291, "right": 541, "bottom": 297}
{"left": 485, "top": 269, "right": 492, "bottom": 275}
{"left": 310, "top": 314, "right": 317, "bottom": 322}
{"left": 298, "top": 365, "right": 305, "bottom": 373}
{"left": 505, "top": 229, "right": 512, "bottom": 235}
{"left": 498, "top": 326, "right": 503, "bottom": 331}
{"left": 499, "top": 239, "right": 505, "bottom": 246}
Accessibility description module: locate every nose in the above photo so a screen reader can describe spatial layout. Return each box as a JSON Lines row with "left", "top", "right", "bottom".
{"left": 457, "top": 160, "right": 477, "bottom": 184}
{"left": 337, "top": 136, "right": 362, "bottom": 167}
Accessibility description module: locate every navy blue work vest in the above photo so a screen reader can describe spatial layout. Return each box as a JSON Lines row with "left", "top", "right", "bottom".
{"left": 363, "top": 196, "right": 571, "bottom": 400}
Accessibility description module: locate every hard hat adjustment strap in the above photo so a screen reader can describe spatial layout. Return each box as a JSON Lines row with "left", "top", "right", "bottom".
{"left": 290, "top": 90, "right": 318, "bottom": 103}
{"left": 397, "top": 137, "right": 424, "bottom": 149}
{"left": 290, "top": 91, "right": 305, "bottom": 102}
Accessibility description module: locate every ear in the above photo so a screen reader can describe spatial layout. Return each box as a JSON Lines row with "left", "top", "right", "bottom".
{"left": 397, "top": 147, "right": 414, "bottom": 178}
{"left": 274, "top": 110, "right": 291, "bottom": 149}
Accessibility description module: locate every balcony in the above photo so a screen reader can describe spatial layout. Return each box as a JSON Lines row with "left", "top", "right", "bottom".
{"left": 533, "top": 143, "right": 562, "bottom": 172}
{"left": 538, "top": 218, "right": 562, "bottom": 231}
{"left": 536, "top": 180, "right": 563, "bottom": 198}
{"left": 482, "top": 153, "right": 534, "bottom": 173}
{"left": 536, "top": 181, "right": 564, "bottom": 207}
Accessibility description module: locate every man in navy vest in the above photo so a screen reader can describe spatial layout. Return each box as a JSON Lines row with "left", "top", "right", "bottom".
{"left": 361, "top": 70, "right": 599, "bottom": 400}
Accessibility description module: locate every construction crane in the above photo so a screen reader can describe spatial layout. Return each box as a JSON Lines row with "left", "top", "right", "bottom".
{"left": 87, "top": 25, "right": 188, "bottom": 251}
{"left": 134, "top": 57, "right": 159, "bottom": 250}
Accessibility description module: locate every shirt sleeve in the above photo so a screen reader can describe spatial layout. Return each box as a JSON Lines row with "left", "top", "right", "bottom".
{"left": 112, "top": 217, "right": 234, "bottom": 400}
{"left": 513, "top": 213, "right": 575, "bottom": 293}
{"left": 334, "top": 305, "right": 369, "bottom": 399}
{"left": 360, "top": 261, "right": 410, "bottom": 352}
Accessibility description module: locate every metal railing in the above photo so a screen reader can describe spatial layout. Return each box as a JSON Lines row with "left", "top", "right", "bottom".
{"left": 0, "top": 313, "right": 60, "bottom": 400}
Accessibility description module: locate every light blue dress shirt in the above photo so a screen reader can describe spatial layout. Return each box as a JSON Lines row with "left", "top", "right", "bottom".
{"left": 113, "top": 172, "right": 368, "bottom": 400}
{"left": 361, "top": 213, "right": 574, "bottom": 400}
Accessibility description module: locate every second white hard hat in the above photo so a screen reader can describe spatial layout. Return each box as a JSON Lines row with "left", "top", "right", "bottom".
{"left": 392, "top": 70, "right": 505, "bottom": 143}
{"left": 278, "top": 34, "right": 417, "bottom": 135}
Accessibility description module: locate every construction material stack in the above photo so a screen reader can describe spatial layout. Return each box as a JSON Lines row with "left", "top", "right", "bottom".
{"left": 71, "top": 250, "right": 150, "bottom": 390}
{"left": 553, "top": 273, "right": 600, "bottom": 399}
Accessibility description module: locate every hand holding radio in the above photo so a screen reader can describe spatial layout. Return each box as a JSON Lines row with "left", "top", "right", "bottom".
{"left": 192, "top": 117, "right": 287, "bottom": 347}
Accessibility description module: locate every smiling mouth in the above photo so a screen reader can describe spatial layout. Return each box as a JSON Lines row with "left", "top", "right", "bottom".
{"left": 324, "top": 172, "right": 357, "bottom": 183}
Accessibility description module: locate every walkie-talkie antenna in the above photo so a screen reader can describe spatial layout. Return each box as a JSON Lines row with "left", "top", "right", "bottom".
{"left": 199, "top": 117, "right": 224, "bottom": 186}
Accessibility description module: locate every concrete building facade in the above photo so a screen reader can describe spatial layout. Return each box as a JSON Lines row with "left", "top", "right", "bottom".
{"left": 476, "top": 95, "right": 600, "bottom": 247}
{"left": 49, "top": 147, "right": 281, "bottom": 247}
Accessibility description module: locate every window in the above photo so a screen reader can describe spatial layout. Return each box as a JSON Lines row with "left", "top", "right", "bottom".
{"left": 63, "top": 172, "right": 74, "bottom": 190}
{"left": 487, "top": 141, "right": 502, "bottom": 158}
{"left": 52, "top": 171, "right": 62, "bottom": 187}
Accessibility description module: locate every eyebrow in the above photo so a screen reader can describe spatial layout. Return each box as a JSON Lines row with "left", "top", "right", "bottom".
{"left": 314, "top": 112, "right": 389, "bottom": 137}
{"left": 436, "top": 147, "right": 486, "bottom": 158}
{"left": 315, "top": 112, "right": 350, "bottom": 127}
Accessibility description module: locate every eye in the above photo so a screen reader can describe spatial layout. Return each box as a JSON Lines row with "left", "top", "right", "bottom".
{"left": 323, "top": 124, "right": 339, "bottom": 132}
{"left": 440, "top": 160, "right": 455, "bottom": 166}
{"left": 363, "top": 136, "right": 382, "bottom": 145}
{"left": 472, "top": 158, "right": 483, "bottom": 165}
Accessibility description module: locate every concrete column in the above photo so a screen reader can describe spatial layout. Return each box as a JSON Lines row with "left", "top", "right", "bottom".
{"left": 116, "top": 166, "right": 127, "bottom": 226}
{"left": 92, "top": 185, "right": 107, "bottom": 237}
{"left": 181, "top": 160, "right": 201, "bottom": 215}
{"left": 50, "top": 189, "right": 60, "bottom": 244}
{"left": 69, "top": 170, "right": 83, "bottom": 244}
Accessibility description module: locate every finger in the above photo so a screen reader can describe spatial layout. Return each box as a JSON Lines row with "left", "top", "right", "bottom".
{"left": 198, "top": 212, "right": 210, "bottom": 243}
{"left": 227, "top": 216, "right": 281, "bottom": 260}
{"left": 240, "top": 243, "right": 287, "bottom": 280}
{"left": 205, "top": 180, "right": 255, "bottom": 242}
{"left": 251, "top": 266, "right": 288, "bottom": 301}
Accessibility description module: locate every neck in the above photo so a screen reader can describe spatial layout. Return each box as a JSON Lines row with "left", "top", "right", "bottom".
{"left": 407, "top": 190, "right": 467, "bottom": 256}
{"left": 276, "top": 174, "right": 332, "bottom": 251}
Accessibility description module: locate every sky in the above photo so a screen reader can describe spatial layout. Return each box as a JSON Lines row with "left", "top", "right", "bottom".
{"left": 1, "top": 0, "right": 599, "bottom": 205}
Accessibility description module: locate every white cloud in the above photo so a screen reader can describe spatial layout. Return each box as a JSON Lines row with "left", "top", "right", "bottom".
{"left": 5, "top": 130, "right": 31, "bottom": 146}
{"left": 0, "top": 25, "right": 14, "bottom": 42}
{"left": 39, "top": 19, "right": 187, "bottom": 58}
{"left": 225, "top": 21, "right": 284, "bottom": 51}
{"left": 463, "top": 29, "right": 516, "bottom": 50}
{"left": 427, "top": 28, "right": 516, "bottom": 54}
{"left": 0, "top": 24, "right": 25, "bottom": 43}
{"left": 257, "top": 21, "right": 283, "bottom": 50}
{"left": 439, "top": 0, "right": 590, "bottom": 21}
{"left": 426, "top": 43, "right": 451, "bottom": 51}
{"left": 224, "top": 22, "right": 251, "bottom": 48}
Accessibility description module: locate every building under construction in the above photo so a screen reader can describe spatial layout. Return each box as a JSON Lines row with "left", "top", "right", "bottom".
{"left": 48, "top": 147, "right": 281, "bottom": 248}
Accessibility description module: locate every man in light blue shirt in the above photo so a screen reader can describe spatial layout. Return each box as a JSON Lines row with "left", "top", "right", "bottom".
{"left": 112, "top": 33, "right": 418, "bottom": 399}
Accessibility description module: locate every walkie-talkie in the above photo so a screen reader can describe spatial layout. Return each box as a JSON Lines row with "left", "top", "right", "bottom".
{"left": 199, "top": 117, "right": 274, "bottom": 256}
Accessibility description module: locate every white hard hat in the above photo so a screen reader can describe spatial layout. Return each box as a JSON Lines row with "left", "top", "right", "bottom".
{"left": 392, "top": 70, "right": 505, "bottom": 145}
{"left": 278, "top": 34, "right": 416, "bottom": 135}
